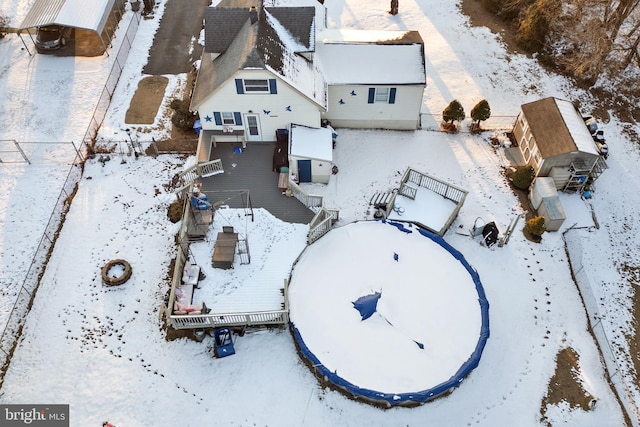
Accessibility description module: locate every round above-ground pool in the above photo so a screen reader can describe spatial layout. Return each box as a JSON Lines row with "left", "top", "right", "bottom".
{"left": 288, "top": 220, "right": 490, "bottom": 407}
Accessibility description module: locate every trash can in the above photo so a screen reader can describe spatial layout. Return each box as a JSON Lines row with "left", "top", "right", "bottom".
{"left": 276, "top": 128, "right": 289, "bottom": 144}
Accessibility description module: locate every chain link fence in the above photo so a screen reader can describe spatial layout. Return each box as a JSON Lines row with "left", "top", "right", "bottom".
{"left": 0, "top": 9, "right": 142, "bottom": 384}
{"left": 563, "top": 228, "right": 640, "bottom": 426}
{"left": 420, "top": 112, "right": 517, "bottom": 132}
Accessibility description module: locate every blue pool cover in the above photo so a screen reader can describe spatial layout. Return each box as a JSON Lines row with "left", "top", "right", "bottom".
{"left": 290, "top": 219, "right": 490, "bottom": 407}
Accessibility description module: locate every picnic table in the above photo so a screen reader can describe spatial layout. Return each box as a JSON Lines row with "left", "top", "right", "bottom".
{"left": 212, "top": 228, "right": 238, "bottom": 269}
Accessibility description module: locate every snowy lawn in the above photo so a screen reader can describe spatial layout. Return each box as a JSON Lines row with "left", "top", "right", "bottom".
{"left": 0, "top": 0, "right": 639, "bottom": 425}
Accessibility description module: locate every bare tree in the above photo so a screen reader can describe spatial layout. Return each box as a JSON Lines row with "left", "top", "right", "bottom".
{"left": 555, "top": 0, "right": 640, "bottom": 83}
{"left": 390, "top": 0, "right": 398, "bottom": 15}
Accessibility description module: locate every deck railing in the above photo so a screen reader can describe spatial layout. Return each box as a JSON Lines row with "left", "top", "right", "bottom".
{"left": 399, "top": 168, "right": 468, "bottom": 236}
{"left": 288, "top": 179, "right": 323, "bottom": 208}
{"left": 168, "top": 309, "right": 289, "bottom": 330}
{"left": 402, "top": 168, "right": 467, "bottom": 204}
{"left": 164, "top": 237, "right": 290, "bottom": 330}
{"left": 164, "top": 191, "right": 289, "bottom": 330}
{"left": 308, "top": 207, "right": 339, "bottom": 244}
{"left": 176, "top": 159, "right": 224, "bottom": 196}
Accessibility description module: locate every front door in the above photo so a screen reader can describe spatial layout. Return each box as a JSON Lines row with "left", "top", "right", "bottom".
{"left": 298, "top": 159, "right": 312, "bottom": 182}
{"left": 244, "top": 114, "right": 262, "bottom": 142}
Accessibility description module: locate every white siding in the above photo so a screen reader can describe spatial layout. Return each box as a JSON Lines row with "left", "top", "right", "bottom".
{"left": 323, "top": 84, "right": 423, "bottom": 130}
{"left": 290, "top": 156, "right": 331, "bottom": 184}
{"left": 198, "top": 70, "right": 322, "bottom": 141}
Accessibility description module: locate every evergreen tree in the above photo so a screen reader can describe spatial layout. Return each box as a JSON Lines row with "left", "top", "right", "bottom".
{"left": 511, "top": 165, "right": 536, "bottom": 190}
{"left": 471, "top": 99, "right": 491, "bottom": 126}
{"left": 442, "top": 100, "right": 465, "bottom": 124}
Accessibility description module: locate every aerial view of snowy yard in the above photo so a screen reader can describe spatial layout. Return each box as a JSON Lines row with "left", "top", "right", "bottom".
{"left": 0, "top": 0, "right": 639, "bottom": 426}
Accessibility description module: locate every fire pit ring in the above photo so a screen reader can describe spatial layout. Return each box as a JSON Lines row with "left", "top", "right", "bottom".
{"left": 101, "top": 259, "right": 132, "bottom": 286}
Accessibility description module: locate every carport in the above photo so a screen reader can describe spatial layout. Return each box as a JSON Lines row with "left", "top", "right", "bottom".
{"left": 17, "top": 0, "right": 124, "bottom": 56}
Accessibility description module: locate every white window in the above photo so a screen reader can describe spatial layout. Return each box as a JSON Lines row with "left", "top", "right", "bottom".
{"left": 221, "top": 112, "right": 236, "bottom": 125}
{"left": 375, "top": 88, "right": 390, "bottom": 103}
{"left": 532, "top": 147, "right": 541, "bottom": 164}
{"left": 244, "top": 79, "right": 270, "bottom": 93}
{"left": 523, "top": 147, "right": 531, "bottom": 163}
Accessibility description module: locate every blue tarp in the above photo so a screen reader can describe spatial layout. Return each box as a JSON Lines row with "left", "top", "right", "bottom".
{"left": 190, "top": 194, "right": 211, "bottom": 210}
{"left": 352, "top": 292, "right": 381, "bottom": 321}
{"left": 290, "top": 219, "right": 490, "bottom": 407}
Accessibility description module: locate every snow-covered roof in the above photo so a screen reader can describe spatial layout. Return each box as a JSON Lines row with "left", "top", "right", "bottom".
{"left": 18, "top": 0, "right": 116, "bottom": 34}
{"left": 554, "top": 98, "right": 599, "bottom": 156}
{"left": 290, "top": 124, "right": 333, "bottom": 162}
{"left": 316, "top": 29, "right": 426, "bottom": 85}
{"left": 260, "top": 8, "right": 325, "bottom": 107}
{"left": 192, "top": 4, "right": 326, "bottom": 111}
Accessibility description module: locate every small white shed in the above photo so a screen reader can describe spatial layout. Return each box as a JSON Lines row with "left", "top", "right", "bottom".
{"left": 538, "top": 196, "right": 567, "bottom": 232}
{"left": 530, "top": 177, "right": 566, "bottom": 231}
{"left": 289, "top": 124, "right": 333, "bottom": 184}
{"left": 530, "top": 177, "right": 558, "bottom": 209}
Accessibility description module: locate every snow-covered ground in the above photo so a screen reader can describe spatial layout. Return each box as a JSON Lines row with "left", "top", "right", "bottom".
{"left": 0, "top": 0, "right": 639, "bottom": 426}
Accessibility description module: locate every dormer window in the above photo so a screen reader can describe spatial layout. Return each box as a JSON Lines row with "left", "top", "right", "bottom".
{"left": 244, "top": 79, "right": 270, "bottom": 93}
{"left": 235, "top": 78, "right": 278, "bottom": 94}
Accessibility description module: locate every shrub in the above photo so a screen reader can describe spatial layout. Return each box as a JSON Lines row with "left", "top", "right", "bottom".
{"left": 170, "top": 98, "right": 196, "bottom": 131}
{"left": 525, "top": 216, "right": 545, "bottom": 237}
{"left": 443, "top": 99, "right": 465, "bottom": 124}
{"left": 511, "top": 165, "right": 535, "bottom": 190}
{"left": 167, "top": 199, "right": 183, "bottom": 223}
{"left": 0, "top": 14, "right": 9, "bottom": 39}
{"left": 471, "top": 99, "right": 491, "bottom": 130}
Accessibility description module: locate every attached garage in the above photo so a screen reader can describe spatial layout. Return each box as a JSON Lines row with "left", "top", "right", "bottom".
{"left": 17, "top": 0, "right": 125, "bottom": 56}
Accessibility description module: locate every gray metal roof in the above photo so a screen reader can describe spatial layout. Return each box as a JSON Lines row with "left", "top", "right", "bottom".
{"left": 18, "top": 0, "right": 116, "bottom": 34}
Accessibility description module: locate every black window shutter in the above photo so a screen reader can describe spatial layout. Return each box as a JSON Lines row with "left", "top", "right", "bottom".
{"left": 214, "top": 112, "right": 222, "bottom": 125}
{"left": 368, "top": 88, "right": 375, "bottom": 104}
{"left": 389, "top": 88, "right": 396, "bottom": 104}
{"left": 269, "top": 79, "right": 277, "bottom": 94}
{"left": 234, "top": 112, "right": 242, "bottom": 125}
{"left": 235, "top": 79, "right": 244, "bottom": 94}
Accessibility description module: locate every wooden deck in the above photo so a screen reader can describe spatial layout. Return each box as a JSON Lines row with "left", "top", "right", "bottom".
{"left": 200, "top": 142, "right": 315, "bottom": 224}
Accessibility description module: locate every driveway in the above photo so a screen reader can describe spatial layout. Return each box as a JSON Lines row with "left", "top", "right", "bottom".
{"left": 143, "top": 0, "right": 210, "bottom": 75}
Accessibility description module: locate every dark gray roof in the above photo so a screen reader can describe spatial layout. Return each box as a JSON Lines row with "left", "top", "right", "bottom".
{"left": 192, "top": 3, "right": 325, "bottom": 111}
{"left": 192, "top": 18, "right": 262, "bottom": 109}
{"left": 203, "top": 8, "right": 253, "bottom": 54}
{"left": 265, "top": 7, "right": 315, "bottom": 50}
